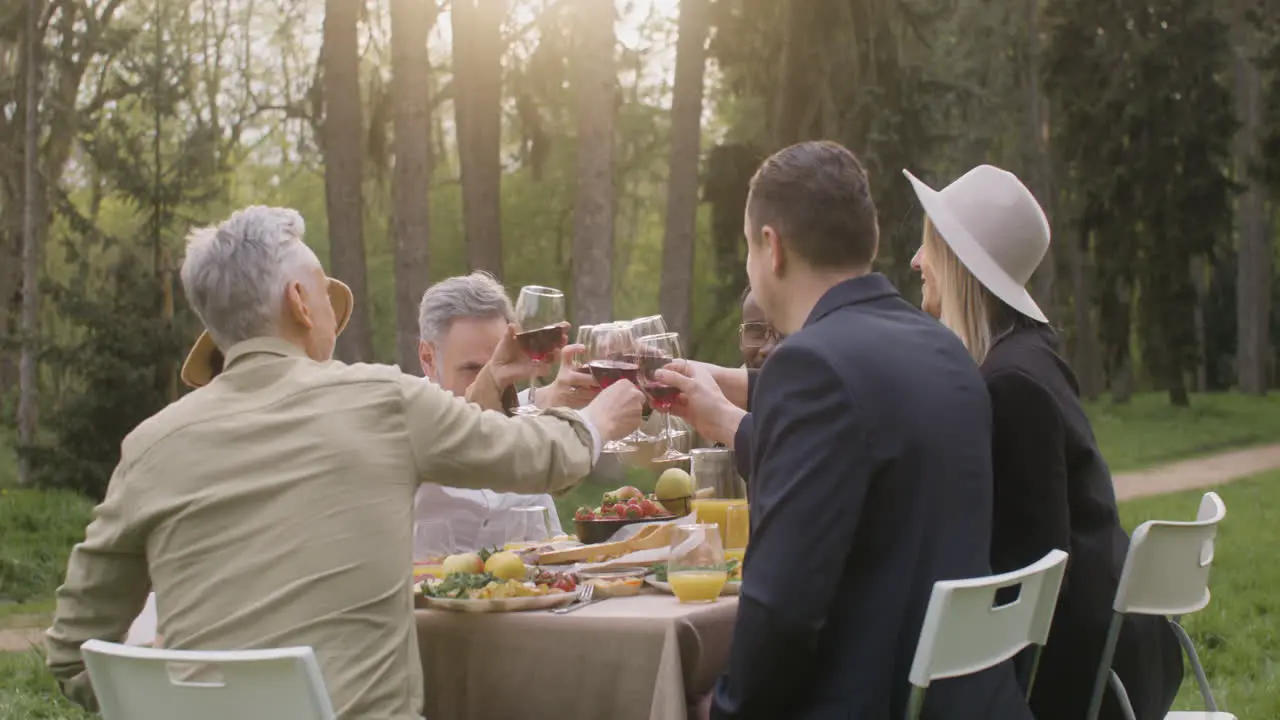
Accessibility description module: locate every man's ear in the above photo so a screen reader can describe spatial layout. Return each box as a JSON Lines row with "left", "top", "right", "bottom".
{"left": 763, "top": 224, "right": 786, "bottom": 277}
{"left": 286, "top": 280, "right": 315, "bottom": 329}
{"left": 419, "top": 340, "right": 436, "bottom": 378}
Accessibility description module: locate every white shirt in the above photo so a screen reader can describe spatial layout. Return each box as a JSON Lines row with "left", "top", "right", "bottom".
{"left": 411, "top": 387, "right": 596, "bottom": 560}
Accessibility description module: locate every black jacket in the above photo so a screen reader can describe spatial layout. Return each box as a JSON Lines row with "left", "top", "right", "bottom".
{"left": 982, "top": 324, "right": 1183, "bottom": 720}
{"left": 713, "top": 274, "right": 1032, "bottom": 720}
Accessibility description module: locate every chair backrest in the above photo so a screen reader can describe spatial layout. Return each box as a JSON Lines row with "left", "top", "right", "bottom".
{"left": 1113, "top": 491, "right": 1225, "bottom": 616}
{"left": 81, "top": 639, "right": 336, "bottom": 720}
{"left": 909, "top": 549, "right": 1069, "bottom": 690}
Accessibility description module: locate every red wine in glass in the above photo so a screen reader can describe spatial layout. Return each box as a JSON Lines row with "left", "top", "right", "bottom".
{"left": 587, "top": 359, "right": 639, "bottom": 388}
{"left": 516, "top": 325, "right": 566, "bottom": 362}
{"left": 643, "top": 382, "right": 682, "bottom": 411}
{"left": 636, "top": 352, "right": 671, "bottom": 377}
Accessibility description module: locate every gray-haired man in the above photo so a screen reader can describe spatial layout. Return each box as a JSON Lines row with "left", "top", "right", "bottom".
{"left": 45, "top": 207, "right": 645, "bottom": 719}
{"left": 413, "top": 272, "right": 597, "bottom": 556}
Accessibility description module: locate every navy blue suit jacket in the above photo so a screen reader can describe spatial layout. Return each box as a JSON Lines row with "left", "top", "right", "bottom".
{"left": 712, "top": 274, "right": 1032, "bottom": 720}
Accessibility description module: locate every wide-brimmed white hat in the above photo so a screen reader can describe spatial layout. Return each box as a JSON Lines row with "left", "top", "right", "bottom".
{"left": 903, "top": 165, "right": 1050, "bottom": 323}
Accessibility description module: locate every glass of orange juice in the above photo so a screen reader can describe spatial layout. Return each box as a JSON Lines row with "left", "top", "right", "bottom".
{"left": 668, "top": 523, "right": 728, "bottom": 603}
{"left": 692, "top": 498, "right": 748, "bottom": 545}
{"left": 724, "top": 503, "right": 749, "bottom": 570}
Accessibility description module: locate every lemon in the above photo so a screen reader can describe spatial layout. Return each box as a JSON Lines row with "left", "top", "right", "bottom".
{"left": 483, "top": 551, "right": 526, "bottom": 581}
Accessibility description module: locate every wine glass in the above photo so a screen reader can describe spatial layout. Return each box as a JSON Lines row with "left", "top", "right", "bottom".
{"left": 572, "top": 325, "right": 594, "bottom": 372}
{"left": 513, "top": 286, "right": 567, "bottom": 416}
{"left": 628, "top": 315, "right": 667, "bottom": 339}
{"left": 505, "top": 506, "right": 550, "bottom": 549}
{"left": 616, "top": 316, "right": 667, "bottom": 444}
{"left": 585, "top": 323, "right": 639, "bottom": 454}
{"left": 636, "top": 332, "right": 690, "bottom": 464}
{"left": 667, "top": 523, "right": 727, "bottom": 603}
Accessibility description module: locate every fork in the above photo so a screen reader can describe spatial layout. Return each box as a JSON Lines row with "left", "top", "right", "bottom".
{"left": 552, "top": 583, "right": 596, "bottom": 614}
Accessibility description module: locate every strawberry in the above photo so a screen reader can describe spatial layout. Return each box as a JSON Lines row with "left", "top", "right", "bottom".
{"left": 640, "top": 499, "right": 663, "bottom": 517}
{"left": 625, "top": 504, "right": 643, "bottom": 519}
{"left": 574, "top": 506, "right": 594, "bottom": 521}
{"left": 614, "top": 504, "right": 629, "bottom": 518}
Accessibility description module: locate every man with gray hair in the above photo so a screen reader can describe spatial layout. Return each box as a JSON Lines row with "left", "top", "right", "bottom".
{"left": 44, "top": 206, "right": 645, "bottom": 719}
{"left": 412, "top": 272, "right": 598, "bottom": 556}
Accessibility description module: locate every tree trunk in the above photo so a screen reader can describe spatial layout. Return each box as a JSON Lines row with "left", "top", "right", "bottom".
{"left": 1024, "top": 0, "right": 1056, "bottom": 322}
{"left": 1233, "top": 14, "right": 1272, "bottom": 394}
{"left": 322, "top": 0, "right": 375, "bottom": 363}
{"left": 569, "top": 0, "right": 616, "bottom": 326}
{"left": 391, "top": 0, "right": 435, "bottom": 374}
{"left": 1104, "top": 276, "right": 1134, "bottom": 403}
{"left": 452, "top": 0, "right": 505, "bottom": 278}
{"left": 658, "top": 0, "right": 709, "bottom": 341}
{"left": 1191, "top": 255, "right": 1208, "bottom": 392}
{"left": 17, "top": 0, "right": 43, "bottom": 485}
{"left": 1068, "top": 223, "right": 1104, "bottom": 399}
{"left": 0, "top": 184, "right": 20, "bottom": 396}
{"left": 772, "top": 0, "right": 822, "bottom": 148}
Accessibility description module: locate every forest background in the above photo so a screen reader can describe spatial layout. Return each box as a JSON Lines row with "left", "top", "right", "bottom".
{"left": 1, "top": 0, "right": 1279, "bottom": 499}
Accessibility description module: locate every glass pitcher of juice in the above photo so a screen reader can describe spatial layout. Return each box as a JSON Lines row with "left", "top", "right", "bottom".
{"left": 689, "top": 448, "right": 747, "bottom": 544}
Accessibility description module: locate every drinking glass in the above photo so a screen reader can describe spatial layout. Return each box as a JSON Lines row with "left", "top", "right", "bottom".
{"left": 585, "top": 323, "right": 639, "bottom": 454}
{"left": 505, "top": 506, "right": 550, "bottom": 549}
{"left": 413, "top": 521, "right": 457, "bottom": 579}
{"left": 724, "top": 503, "right": 750, "bottom": 573}
{"left": 572, "top": 325, "right": 594, "bottom": 371}
{"left": 513, "top": 286, "right": 567, "bottom": 416}
{"left": 636, "top": 332, "right": 689, "bottom": 464}
{"left": 617, "top": 316, "right": 667, "bottom": 444}
{"left": 667, "top": 523, "right": 727, "bottom": 603}
{"left": 628, "top": 315, "right": 667, "bottom": 339}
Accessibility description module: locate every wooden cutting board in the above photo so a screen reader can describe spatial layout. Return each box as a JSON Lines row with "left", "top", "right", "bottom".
{"left": 536, "top": 523, "right": 675, "bottom": 565}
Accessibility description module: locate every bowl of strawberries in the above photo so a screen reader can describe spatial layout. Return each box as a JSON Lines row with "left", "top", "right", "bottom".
{"left": 572, "top": 486, "right": 678, "bottom": 545}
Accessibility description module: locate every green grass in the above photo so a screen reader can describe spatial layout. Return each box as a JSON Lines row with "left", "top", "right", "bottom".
{"left": 0, "top": 489, "right": 93, "bottom": 604}
{"left": 0, "top": 651, "right": 92, "bottom": 719}
{"left": 1086, "top": 392, "right": 1280, "bottom": 472}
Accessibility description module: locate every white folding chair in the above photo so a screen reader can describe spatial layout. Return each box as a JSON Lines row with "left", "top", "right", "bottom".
{"left": 1086, "top": 491, "right": 1235, "bottom": 720}
{"left": 81, "top": 639, "right": 336, "bottom": 720}
{"left": 906, "top": 549, "right": 1069, "bottom": 720}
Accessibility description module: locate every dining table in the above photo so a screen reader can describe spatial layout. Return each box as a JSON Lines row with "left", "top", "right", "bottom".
{"left": 415, "top": 590, "right": 737, "bottom": 720}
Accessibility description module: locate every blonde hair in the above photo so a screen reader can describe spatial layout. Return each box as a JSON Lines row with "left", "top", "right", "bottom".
{"left": 923, "top": 218, "right": 1002, "bottom": 364}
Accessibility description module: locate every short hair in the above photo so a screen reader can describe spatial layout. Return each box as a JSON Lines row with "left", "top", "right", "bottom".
{"left": 180, "top": 206, "right": 323, "bottom": 350}
{"left": 746, "top": 140, "right": 880, "bottom": 269}
{"left": 417, "top": 271, "right": 515, "bottom": 344}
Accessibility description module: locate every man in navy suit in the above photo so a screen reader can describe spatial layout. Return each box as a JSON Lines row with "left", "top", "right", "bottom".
{"left": 658, "top": 141, "right": 1033, "bottom": 719}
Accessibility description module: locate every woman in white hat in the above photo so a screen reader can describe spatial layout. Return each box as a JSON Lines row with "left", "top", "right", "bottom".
{"left": 905, "top": 165, "right": 1183, "bottom": 720}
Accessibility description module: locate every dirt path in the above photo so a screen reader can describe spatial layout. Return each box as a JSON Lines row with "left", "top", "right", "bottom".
{"left": 3, "top": 443, "right": 1278, "bottom": 653}
{"left": 0, "top": 627, "right": 44, "bottom": 652}
{"left": 1111, "top": 442, "right": 1280, "bottom": 501}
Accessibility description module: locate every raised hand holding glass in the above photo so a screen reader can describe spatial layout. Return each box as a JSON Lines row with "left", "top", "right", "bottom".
{"left": 513, "top": 286, "right": 567, "bottom": 416}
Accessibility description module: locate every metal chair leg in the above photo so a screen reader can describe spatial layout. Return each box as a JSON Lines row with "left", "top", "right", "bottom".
{"left": 1170, "top": 618, "right": 1219, "bottom": 712}
{"left": 1109, "top": 669, "right": 1138, "bottom": 720}
{"left": 1086, "top": 614, "right": 1124, "bottom": 720}
{"left": 905, "top": 685, "right": 925, "bottom": 720}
